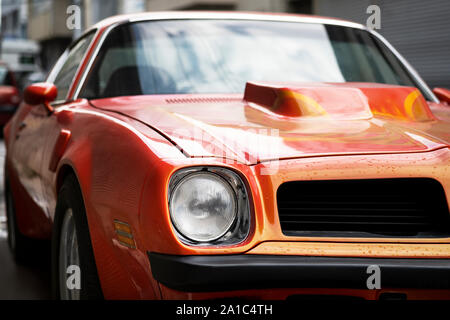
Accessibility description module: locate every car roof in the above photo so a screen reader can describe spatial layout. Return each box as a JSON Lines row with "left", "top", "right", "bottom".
{"left": 89, "top": 11, "right": 366, "bottom": 32}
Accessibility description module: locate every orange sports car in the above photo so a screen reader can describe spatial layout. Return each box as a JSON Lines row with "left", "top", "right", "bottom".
{"left": 3, "top": 12, "right": 450, "bottom": 300}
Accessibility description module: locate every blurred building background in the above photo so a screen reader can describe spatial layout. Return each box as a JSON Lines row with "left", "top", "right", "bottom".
{"left": 1, "top": 0, "right": 41, "bottom": 90}
{"left": 0, "top": 0, "right": 449, "bottom": 90}
{"left": 314, "top": 0, "right": 450, "bottom": 90}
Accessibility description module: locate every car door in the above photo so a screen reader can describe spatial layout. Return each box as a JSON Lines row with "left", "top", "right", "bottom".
{"left": 10, "top": 32, "right": 95, "bottom": 221}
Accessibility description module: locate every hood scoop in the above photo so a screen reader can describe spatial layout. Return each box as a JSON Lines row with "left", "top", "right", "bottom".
{"left": 244, "top": 81, "right": 435, "bottom": 121}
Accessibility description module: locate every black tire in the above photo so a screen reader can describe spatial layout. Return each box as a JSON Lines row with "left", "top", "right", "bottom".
{"left": 4, "top": 175, "right": 39, "bottom": 264}
{"left": 51, "top": 173, "right": 103, "bottom": 300}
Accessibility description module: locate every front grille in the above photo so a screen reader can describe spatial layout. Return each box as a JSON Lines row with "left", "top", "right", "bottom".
{"left": 277, "top": 178, "right": 450, "bottom": 238}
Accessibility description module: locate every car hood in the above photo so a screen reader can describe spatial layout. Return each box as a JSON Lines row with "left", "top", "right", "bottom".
{"left": 90, "top": 82, "right": 450, "bottom": 164}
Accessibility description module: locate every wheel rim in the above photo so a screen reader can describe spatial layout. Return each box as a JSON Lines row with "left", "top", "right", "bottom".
{"left": 59, "top": 208, "right": 81, "bottom": 300}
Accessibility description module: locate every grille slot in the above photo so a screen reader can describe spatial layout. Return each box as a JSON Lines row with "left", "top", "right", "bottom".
{"left": 277, "top": 178, "right": 450, "bottom": 238}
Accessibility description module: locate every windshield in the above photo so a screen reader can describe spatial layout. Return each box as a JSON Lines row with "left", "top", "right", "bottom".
{"left": 81, "top": 19, "right": 427, "bottom": 99}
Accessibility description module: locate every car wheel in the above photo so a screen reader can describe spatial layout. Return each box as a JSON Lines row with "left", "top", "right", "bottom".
{"left": 52, "top": 174, "right": 103, "bottom": 300}
{"left": 4, "top": 178, "right": 36, "bottom": 264}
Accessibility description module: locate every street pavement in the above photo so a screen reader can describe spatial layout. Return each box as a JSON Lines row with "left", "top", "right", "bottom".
{"left": 0, "top": 141, "right": 51, "bottom": 299}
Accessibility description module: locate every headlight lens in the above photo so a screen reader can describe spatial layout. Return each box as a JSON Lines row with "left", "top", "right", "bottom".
{"left": 169, "top": 167, "right": 251, "bottom": 245}
{"left": 169, "top": 172, "right": 237, "bottom": 242}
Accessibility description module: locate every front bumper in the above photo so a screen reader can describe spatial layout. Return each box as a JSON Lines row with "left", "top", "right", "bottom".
{"left": 148, "top": 253, "right": 450, "bottom": 292}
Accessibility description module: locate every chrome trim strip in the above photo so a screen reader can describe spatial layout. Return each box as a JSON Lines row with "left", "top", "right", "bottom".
{"left": 128, "top": 13, "right": 366, "bottom": 29}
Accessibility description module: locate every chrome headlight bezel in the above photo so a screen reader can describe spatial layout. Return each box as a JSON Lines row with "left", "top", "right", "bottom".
{"left": 168, "top": 167, "right": 251, "bottom": 246}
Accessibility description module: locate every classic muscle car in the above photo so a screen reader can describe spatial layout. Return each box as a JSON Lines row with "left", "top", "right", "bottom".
{"left": 3, "top": 11, "right": 450, "bottom": 300}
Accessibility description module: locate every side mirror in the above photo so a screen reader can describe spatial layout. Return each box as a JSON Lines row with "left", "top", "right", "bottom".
{"left": 432, "top": 88, "right": 450, "bottom": 105}
{"left": 24, "top": 82, "right": 57, "bottom": 113}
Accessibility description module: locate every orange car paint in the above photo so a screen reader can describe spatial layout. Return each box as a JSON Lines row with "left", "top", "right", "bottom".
{"left": 3, "top": 12, "right": 450, "bottom": 299}
{"left": 433, "top": 88, "right": 450, "bottom": 105}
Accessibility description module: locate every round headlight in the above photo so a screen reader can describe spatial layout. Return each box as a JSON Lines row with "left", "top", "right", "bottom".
{"left": 169, "top": 172, "right": 237, "bottom": 242}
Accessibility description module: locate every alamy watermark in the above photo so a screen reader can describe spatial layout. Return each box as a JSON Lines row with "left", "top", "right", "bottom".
{"left": 169, "top": 126, "right": 281, "bottom": 175}
{"left": 366, "top": 5, "right": 381, "bottom": 30}
{"left": 366, "top": 265, "right": 381, "bottom": 289}
{"left": 66, "top": 265, "right": 81, "bottom": 290}
{"left": 66, "top": 5, "right": 81, "bottom": 31}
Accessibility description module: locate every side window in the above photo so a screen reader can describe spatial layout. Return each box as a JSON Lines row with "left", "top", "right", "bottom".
{"left": 80, "top": 26, "right": 139, "bottom": 99}
{"left": 49, "top": 32, "right": 95, "bottom": 102}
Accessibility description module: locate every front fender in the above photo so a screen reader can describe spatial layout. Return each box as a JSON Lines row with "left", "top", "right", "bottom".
{"left": 54, "top": 110, "right": 171, "bottom": 299}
